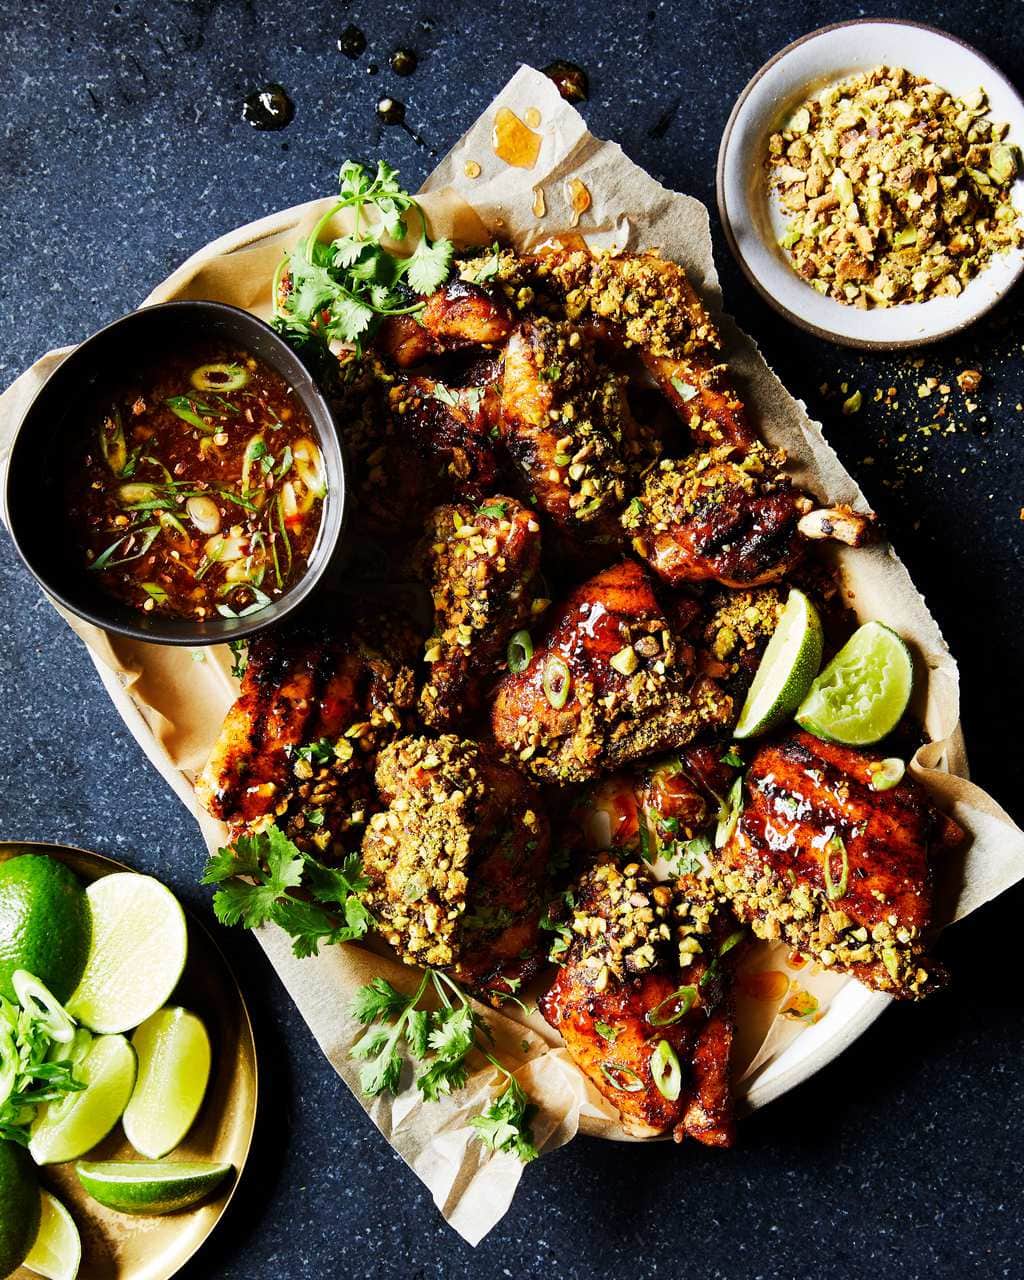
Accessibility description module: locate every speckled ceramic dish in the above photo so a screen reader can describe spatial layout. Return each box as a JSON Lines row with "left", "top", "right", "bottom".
{"left": 6, "top": 841, "right": 257, "bottom": 1280}
{"left": 716, "top": 20, "right": 1024, "bottom": 348}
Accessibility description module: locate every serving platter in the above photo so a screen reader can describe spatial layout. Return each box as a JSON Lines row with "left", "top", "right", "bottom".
{"left": 5, "top": 841, "right": 257, "bottom": 1280}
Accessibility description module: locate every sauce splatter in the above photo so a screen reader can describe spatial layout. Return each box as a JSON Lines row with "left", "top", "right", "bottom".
{"left": 524, "top": 106, "right": 541, "bottom": 128}
{"left": 390, "top": 48, "right": 418, "bottom": 76}
{"left": 337, "top": 25, "right": 366, "bottom": 58}
{"left": 376, "top": 97, "right": 406, "bottom": 126}
{"left": 532, "top": 185, "right": 546, "bottom": 217}
{"left": 567, "top": 177, "right": 591, "bottom": 227}
{"left": 464, "top": 160, "right": 482, "bottom": 179}
{"left": 740, "top": 970, "right": 790, "bottom": 1002}
{"left": 492, "top": 107, "right": 542, "bottom": 169}
{"left": 242, "top": 84, "right": 294, "bottom": 131}
{"left": 543, "top": 60, "right": 589, "bottom": 104}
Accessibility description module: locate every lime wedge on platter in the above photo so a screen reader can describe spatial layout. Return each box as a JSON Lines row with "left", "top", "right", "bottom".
{"left": 734, "top": 588, "right": 823, "bottom": 738}
{"left": 796, "top": 620, "right": 914, "bottom": 746}
{"left": 29, "top": 1033, "right": 137, "bottom": 1165}
{"left": 67, "top": 873, "right": 188, "bottom": 1034}
{"left": 124, "top": 1006, "right": 212, "bottom": 1159}
{"left": 75, "top": 1159, "right": 233, "bottom": 1216}
{"left": 23, "top": 1190, "right": 81, "bottom": 1280}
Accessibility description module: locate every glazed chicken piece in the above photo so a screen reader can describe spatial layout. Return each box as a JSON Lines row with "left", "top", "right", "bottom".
{"left": 500, "top": 318, "right": 630, "bottom": 538}
{"left": 375, "top": 279, "right": 515, "bottom": 367}
{"left": 361, "top": 735, "right": 550, "bottom": 1001}
{"left": 388, "top": 373, "right": 506, "bottom": 503}
{"left": 702, "top": 586, "right": 787, "bottom": 703}
{"left": 491, "top": 558, "right": 732, "bottom": 783}
{"left": 712, "top": 729, "right": 963, "bottom": 998}
{"left": 417, "top": 496, "right": 543, "bottom": 728}
{"left": 578, "top": 754, "right": 713, "bottom": 860}
{"left": 539, "top": 856, "right": 740, "bottom": 1145}
{"left": 623, "top": 445, "right": 873, "bottom": 589}
{"left": 196, "top": 616, "right": 416, "bottom": 857}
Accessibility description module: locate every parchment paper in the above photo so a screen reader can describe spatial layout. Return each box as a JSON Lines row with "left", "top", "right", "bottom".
{"left": 2, "top": 66, "right": 1023, "bottom": 1245}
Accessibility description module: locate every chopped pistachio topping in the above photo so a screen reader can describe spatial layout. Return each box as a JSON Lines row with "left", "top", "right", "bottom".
{"left": 767, "top": 65, "right": 1023, "bottom": 307}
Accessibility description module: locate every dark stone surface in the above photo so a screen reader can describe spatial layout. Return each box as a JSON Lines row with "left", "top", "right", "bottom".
{"left": 1, "top": 2, "right": 1022, "bottom": 1276}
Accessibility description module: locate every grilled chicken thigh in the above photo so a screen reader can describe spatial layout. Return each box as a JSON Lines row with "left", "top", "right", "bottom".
{"left": 376, "top": 279, "right": 515, "bottom": 367}
{"left": 491, "top": 558, "right": 732, "bottom": 783}
{"left": 539, "top": 856, "right": 740, "bottom": 1144}
{"left": 361, "top": 735, "right": 550, "bottom": 1000}
{"left": 712, "top": 730, "right": 963, "bottom": 998}
{"left": 196, "top": 617, "right": 416, "bottom": 856}
{"left": 623, "top": 446, "right": 873, "bottom": 588}
{"left": 418, "top": 496, "right": 543, "bottom": 728}
{"left": 500, "top": 318, "right": 630, "bottom": 537}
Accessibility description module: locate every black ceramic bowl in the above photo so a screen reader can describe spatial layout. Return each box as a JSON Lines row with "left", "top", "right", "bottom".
{"left": 5, "top": 301, "right": 347, "bottom": 645}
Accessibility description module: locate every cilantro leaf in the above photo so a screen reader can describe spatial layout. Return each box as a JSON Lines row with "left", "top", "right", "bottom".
{"left": 469, "top": 1078, "right": 538, "bottom": 1162}
{"left": 404, "top": 234, "right": 455, "bottom": 296}
{"left": 351, "top": 977, "right": 408, "bottom": 1025}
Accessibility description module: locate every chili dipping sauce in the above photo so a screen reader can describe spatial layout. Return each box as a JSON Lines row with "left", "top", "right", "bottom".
{"left": 66, "top": 344, "right": 327, "bottom": 620}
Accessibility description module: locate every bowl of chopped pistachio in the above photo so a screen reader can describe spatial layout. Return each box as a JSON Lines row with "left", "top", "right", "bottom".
{"left": 717, "top": 20, "right": 1024, "bottom": 347}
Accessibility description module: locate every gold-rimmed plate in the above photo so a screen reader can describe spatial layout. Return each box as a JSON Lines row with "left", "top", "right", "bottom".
{"left": 5, "top": 841, "right": 257, "bottom": 1280}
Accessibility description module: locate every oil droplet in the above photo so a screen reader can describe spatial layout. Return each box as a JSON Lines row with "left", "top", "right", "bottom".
{"left": 337, "top": 25, "right": 366, "bottom": 58}
{"left": 566, "top": 177, "right": 591, "bottom": 227}
{"left": 524, "top": 106, "right": 541, "bottom": 129}
{"left": 532, "top": 184, "right": 546, "bottom": 218}
{"left": 542, "top": 60, "right": 589, "bottom": 104}
{"left": 492, "top": 106, "right": 542, "bottom": 169}
{"left": 377, "top": 97, "right": 406, "bottom": 126}
{"left": 740, "top": 969, "right": 790, "bottom": 1002}
{"left": 367, "top": 62, "right": 380, "bottom": 75}
{"left": 464, "top": 160, "right": 482, "bottom": 179}
{"left": 242, "top": 84, "right": 294, "bottom": 131}
{"left": 390, "top": 48, "right": 418, "bottom": 76}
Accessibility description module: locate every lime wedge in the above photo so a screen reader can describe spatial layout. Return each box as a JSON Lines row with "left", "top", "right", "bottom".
{"left": 75, "top": 1160, "right": 233, "bottom": 1216}
{"left": 734, "top": 588, "right": 823, "bottom": 738}
{"left": 123, "top": 1007, "right": 211, "bottom": 1159}
{"left": 67, "top": 874, "right": 187, "bottom": 1034}
{"left": 796, "top": 621, "right": 913, "bottom": 746}
{"left": 23, "top": 1191, "right": 81, "bottom": 1280}
{"left": 29, "top": 1034, "right": 136, "bottom": 1165}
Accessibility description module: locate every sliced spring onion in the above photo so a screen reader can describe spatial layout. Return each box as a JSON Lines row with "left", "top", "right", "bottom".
{"left": 543, "top": 654, "right": 572, "bottom": 709}
{"left": 117, "top": 482, "right": 160, "bottom": 506}
{"left": 824, "top": 833, "right": 849, "bottom": 900}
{"left": 646, "top": 985, "right": 697, "bottom": 1027}
{"left": 157, "top": 508, "right": 192, "bottom": 544}
{"left": 718, "top": 929, "right": 745, "bottom": 958}
{"left": 650, "top": 1039, "right": 682, "bottom": 1102}
{"left": 88, "top": 525, "right": 160, "bottom": 571}
{"left": 190, "top": 362, "right": 250, "bottom": 392}
{"left": 98, "top": 408, "right": 127, "bottom": 474}
{"left": 276, "top": 493, "right": 293, "bottom": 573}
{"left": 186, "top": 495, "right": 221, "bottom": 535}
{"left": 293, "top": 438, "right": 327, "bottom": 499}
{"left": 870, "top": 758, "right": 905, "bottom": 791}
{"left": 241, "top": 433, "right": 267, "bottom": 495}
{"left": 12, "top": 970, "right": 76, "bottom": 1044}
{"left": 141, "top": 582, "right": 169, "bottom": 605}
{"left": 0, "top": 1018, "right": 17, "bottom": 1108}
{"left": 599, "top": 1061, "right": 644, "bottom": 1093}
{"left": 507, "top": 630, "right": 533, "bottom": 673}
{"left": 715, "top": 775, "right": 744, "bottom": 849}
{"left": 165, "top": 395, "right": 219, "bottom": 433}
{"left": 669, "top": 375, "right": 699, "bottom": 404}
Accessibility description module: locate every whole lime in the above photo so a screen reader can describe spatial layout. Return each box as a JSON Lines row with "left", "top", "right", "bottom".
{"left": 0, "top": 1140, "right": 41, "bottom": 1275}
{"left": 0, "top": 853, "right": 90, "bottom": 1004}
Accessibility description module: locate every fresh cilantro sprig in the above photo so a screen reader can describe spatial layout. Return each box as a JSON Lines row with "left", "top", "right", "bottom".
{"left": 272, "top": 160, "right": 454, "bottom": 361}
{"left": 0, "top": 998, "right": 85, "bottom": 1146}
{"left": 201, "top": 825, "right": 373, "bottom": 958}
{"left": 349, "top": 968, "right": 538, "bottom": 1162}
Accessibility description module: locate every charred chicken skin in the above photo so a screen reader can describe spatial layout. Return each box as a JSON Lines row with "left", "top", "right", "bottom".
{"left": 196, "top": 618, "right": 416, "bottom": 857}
{"left": 712, "top": 730, "right": 963, "bottom": 998}
{"left": 418, "top": 496, "right": 543, "bottom": 729}
{"left": 539, "top": 857, "right": 740, "bottom": 1144}
{"left": 361, "top": 735, "right": 551, "bottom": 1000}
{"left": 500, "top": 318, "right": 630, "bottom": 537}
{"left": 375, "top": 278, "right": 515, "bottom": 367}
{"left": 491, "top": 558, "right": 732, "bottom": 783}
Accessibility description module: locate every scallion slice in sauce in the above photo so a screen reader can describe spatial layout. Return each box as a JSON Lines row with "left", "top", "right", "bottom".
{"left": 507, "top": 630, "right": 533, "bottom": 673}
{"left": 543, "top": 654, "right": 572, "bottom": 709}
{"left": 599, "top": 1062, "right": 644, "bottom": 1093}
{"left": 191, "top": 362, "right": 250, "bottom": 392}
{"left": 646, "top": 985, "right": 697, "bottom": 1027}
{"left": 650, "top": 1040, "right": 682, "bottom": 1102}
{"left": 824, "top": 833, "right": 849, "bottom": 900}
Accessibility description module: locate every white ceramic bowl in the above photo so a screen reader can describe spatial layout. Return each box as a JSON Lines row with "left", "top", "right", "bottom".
{"left": 717, "top": 20, "right": 1024, "bottom": 348}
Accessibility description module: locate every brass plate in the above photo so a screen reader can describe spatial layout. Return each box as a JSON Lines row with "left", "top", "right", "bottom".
{"left": 4, "top": 841, "right": 258, "bottom": 1280}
